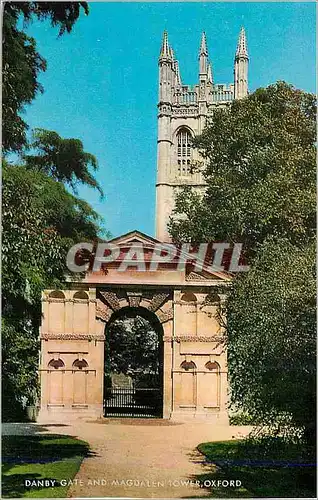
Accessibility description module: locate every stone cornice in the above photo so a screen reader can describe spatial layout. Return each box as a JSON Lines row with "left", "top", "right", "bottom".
{"left": 163, "top": 335, "right": 225, "bottom": 342}
{"left": 42, "top": 298, "right": 97, "bottom": 304}
{"left": 40, "top": 333, "right": 104, "bottom": 341}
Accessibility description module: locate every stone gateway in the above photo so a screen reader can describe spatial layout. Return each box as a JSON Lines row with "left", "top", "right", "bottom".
{"left": 38, "top": 231, "right": 231, "bottom": 422}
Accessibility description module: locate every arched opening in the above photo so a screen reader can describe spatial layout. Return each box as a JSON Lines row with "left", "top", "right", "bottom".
{"left": 73, "top": 290, "right": 89, "bottom": 300}
{"left": 181, "top": 292, "right": 197, "bottom": 302}
{"left": 180, "top": 360, "right": 197, "bottom": 371}
{"left": 48, "top": 359, "right": 65, "bottom": 405}
{"left": 73, "top": 359, "right": 88, "bottom": 370}
{"left": 180, "top": 292, "right": 197, "bottom": 333}
{"left": 49, "top": 290, "right": 65, "bottom": 299}
{"left": 205, "top": 361, "right": 220, "bottom": 372}
{"left": 179, "top": 361, "right": 197, "bottom": 407}
{"left": 202, "top": 361, "right": 220, "bottom": 408}
{"left": 72, "top": 359, "right": 89, "bottom": 405}
{"left": 48, "top": 358, "right": 64, "bottom": 369}
{"left": 103, "top": 306, "right": 164, "bottom": 418}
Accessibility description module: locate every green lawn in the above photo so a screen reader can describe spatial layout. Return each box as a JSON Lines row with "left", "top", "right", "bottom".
{"left": 2, "top": 434, "right": 90, "bottom": 498}
{"left": 196, "top": 439, "right": 316, "bottom": 498}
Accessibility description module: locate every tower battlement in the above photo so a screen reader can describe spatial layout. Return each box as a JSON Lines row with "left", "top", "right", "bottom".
{"left": 172, "top": 83, "right": 235, "bottom": 106}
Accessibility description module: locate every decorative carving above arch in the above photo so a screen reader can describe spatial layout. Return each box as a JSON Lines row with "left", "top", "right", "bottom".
{"left": 126, "top": 292, "right": 142, "bottom": 308}
{"left": 147, "top": 293, "right": 170, "bottom": 312}
{"left": 99, "top": 291, "right": 121, "bottom": 311}
{"left": 96, "top": 301, "right": 113, "bottom": 323}
{"left": 96, "top": 289, "right": 173, "bottom": 324}
{"left": 156, "top": 307, "right": 173, "bottom": 324}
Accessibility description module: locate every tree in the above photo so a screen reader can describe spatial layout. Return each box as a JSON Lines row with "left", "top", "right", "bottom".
{"left": 105, "top": 314, "right": 161, "bottom": 387}
{"left": 169, "top": 82, "right": 316, "bottom": 443}
{"left": 25, "top": 128, "right": 103, "bottom": 196}
{"left": 2, "top": 320, "right": 39, "bottom": 422}
{"left": 2, "top": 1, "right": 89, "bottom": 152}
{"left": 1, "top": 1, "right": 103, "bottom": 420}
{"left": 5, "top": 2, "right": 89, "bottom": 34}
{"left": 169, "top": 82, "right": 316, "bottom": 254}
{"left": 2, "top": 161, "right": 102, "bottom": 316}
{"left": 2, "top": 161, "right": 103, "bottom": 418}
{"left": 227, "top": 239, "right": 316, "bottom": 444}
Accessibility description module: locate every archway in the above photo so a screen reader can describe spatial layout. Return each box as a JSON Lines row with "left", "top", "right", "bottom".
{"left": 38, "top": 235, "right": 230, "bottom": 423}
{"left": 103, "top": 306, "right": 164, "bottom": 418}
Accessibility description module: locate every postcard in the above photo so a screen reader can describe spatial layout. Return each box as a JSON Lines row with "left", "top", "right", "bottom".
{"left": 2, "top": 1, "right": 316, "bottom": 499}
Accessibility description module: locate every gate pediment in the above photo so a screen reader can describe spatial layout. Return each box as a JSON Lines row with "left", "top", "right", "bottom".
{"left": 108, "top": 230, "right": 160, "bottom": 248}
{"left": 82, "top": 230, "right": 232, "bottom": 286}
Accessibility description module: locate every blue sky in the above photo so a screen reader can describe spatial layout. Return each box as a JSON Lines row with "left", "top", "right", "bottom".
{"left": 23, "top": 1, "right": 316, "bottom": 238}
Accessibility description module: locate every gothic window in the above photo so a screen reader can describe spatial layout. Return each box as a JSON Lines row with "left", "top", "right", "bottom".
{"left": 176, "top": 128, "right": 192, "bottom": 176}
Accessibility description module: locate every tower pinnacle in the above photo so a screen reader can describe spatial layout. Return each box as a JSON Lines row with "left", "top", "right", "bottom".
{"left": 158, "top": 31, "right": 173, "bottom": 103}
{"left": 199, "top": 32, "right": 208, "bottom": 77}
{"left": 199, "top": 31, "right": 208, "bottom": 56}
{"left": 234, "top": 27, "right": 249, "bottom": 99}
{"left": 236, "top": 27, "right": 248, "bottom": 58}
{"left": 160, "top": 30, "right": 171, "bottom": 60}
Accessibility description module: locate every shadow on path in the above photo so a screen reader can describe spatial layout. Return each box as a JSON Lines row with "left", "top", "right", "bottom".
{"left": 183, "top": 442, "right": 316, "bottom": 498}
{"left": 2, "top": 434, "right": 95, "bottom": 465}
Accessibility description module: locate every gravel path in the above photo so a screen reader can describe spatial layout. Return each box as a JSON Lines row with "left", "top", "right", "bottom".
{"left": 3, "top": 419, "right": 252, "bottom": 498}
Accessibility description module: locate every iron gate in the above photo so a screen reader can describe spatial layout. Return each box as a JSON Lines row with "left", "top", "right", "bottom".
{"left": 104, "top": 387, "right": 162, "bottom": 417}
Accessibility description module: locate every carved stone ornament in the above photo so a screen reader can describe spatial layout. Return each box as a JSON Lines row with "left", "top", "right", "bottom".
{"left": 96, "top": 300, "right": 113, "bottom": 323}
{"left": 186, "top": 272, "right": 209, "bottom": 281}
{"left": 99, "top": 291, "right": 121, "bottom": 311}
{"left": 156, "top": 307, "right": 173, "bottom": 324}
{"left": 147, "top": 293, "right": 170, "bottom": 312}
{"left": 126, "top": 292, "right": 142, "bottom": 308}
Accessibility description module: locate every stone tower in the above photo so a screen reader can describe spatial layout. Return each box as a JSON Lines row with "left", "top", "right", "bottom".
{"left": 155, "top": 28, "right": 249, "bottom": 241}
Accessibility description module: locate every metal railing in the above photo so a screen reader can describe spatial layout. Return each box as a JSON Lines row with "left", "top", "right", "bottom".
{"left": 104, "top": 387, "right": 163, "bottom": 418}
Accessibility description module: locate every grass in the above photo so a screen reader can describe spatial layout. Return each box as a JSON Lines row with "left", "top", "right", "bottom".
{"left": 194, "top": 438, "right": 316, "bottom": 498}
{"left": 2, "top": 434, "right": 90, "bottom": 498}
